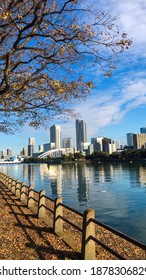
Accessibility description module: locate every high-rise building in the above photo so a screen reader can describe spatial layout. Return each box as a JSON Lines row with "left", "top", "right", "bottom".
{"left": 133, "top": 133, "right": 146, "bottom": 150}
{"left": 91, "top": 137, "right": 103, "bottom": 152}
{"left": 62, "top": 138, "right": 72, "bottom": 148}
{"left": 2, "top": 150, "right": 7, "bottom": 158}
{"left": 43, "top": 142, "right": 55, "bottom": 152}
{"left": 39, "top": 145, "right": 44, "bottom": 153}
{"left": 127, "top": 133, "right": 134, "bottom": 147}
{"left": 112, "top": 140, "right": 121, "bottom": 151}
{"left": 28, "top": 137, "right": 35, "bottom": 157}
{"left": 22, "top": 147, "right": 28, "bottom": 157}
{"left": 7, "top": 148, "right": 12, "bottom": 157}
{"left": 102, "top": 137, "right": 111, "bottom": 152}
{"left": 50, "top": 124, "right": 61, "bottom": 149}
{"left": 140, "top": 127, "right": 146, "bottom": 134}
{"left": 88, "top": 144, "right": 94, "bottom": 155}
{"left": 108, "top": 143, "right": 116, "bottom": 154}
{"left": 76, "top": 119, "right": 87, "bottom": 151}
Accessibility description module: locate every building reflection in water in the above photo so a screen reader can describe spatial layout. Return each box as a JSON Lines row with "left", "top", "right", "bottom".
{"left": 124, "top": 163, "right": 146, "bottom": 189}
{"left": 48, "top": 165, "right": 63, "bottom": 196}
{"left": 22, "top": 164, "right": 63, "bottom": 196}
{"left": 93, "top": 164, "right": 113, "bottom": 185}
{"left": 138, "top": 166, "right": 146, "bottom": 187}
{"left": 23, "top": 164, "right": 35, "bottom": 187}
{"left": 21, "top": 163, "right": 115, "bottom": 205}
{"left": 76, "top": 164, "right": 91, "bottom": 203}
{"left": 39, "top": 163, "right": 52, "bottom": 180}
{"left": 39, "top": 164, "right": 63, "bottom": 196}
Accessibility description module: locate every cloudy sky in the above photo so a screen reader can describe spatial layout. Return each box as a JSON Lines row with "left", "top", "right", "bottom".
{"left": 1, "top": 0, "right": 146, "bottom": 155}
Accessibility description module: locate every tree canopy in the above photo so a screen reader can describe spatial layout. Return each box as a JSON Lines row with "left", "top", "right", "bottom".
{"left": 0, "top": 0, "right": 132, "bottom": 133}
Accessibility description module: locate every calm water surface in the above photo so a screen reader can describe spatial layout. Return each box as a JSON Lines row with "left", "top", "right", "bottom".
{"left": 1, "top": 162, "right": 146, "bottom": 243}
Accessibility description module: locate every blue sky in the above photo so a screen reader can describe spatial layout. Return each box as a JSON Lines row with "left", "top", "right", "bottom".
{"left": 1, "top": 0, "right": 146, "bottom": 155}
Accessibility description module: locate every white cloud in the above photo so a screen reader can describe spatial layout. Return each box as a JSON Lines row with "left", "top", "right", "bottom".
{"left": 95, "top": 0, "right": 146, "bottom": 55}
{"left": 61, "top": 75, "right": 146, "bottom": 143}
{"left": 116, "top": 0, "right": 146, "bottom": 43}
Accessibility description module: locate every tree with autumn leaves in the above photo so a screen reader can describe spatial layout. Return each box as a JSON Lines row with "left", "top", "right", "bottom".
{"left": 0, "top": 0, "right": 132, "bottom": 133}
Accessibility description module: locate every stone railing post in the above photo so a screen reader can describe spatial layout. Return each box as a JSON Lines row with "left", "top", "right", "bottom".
{"left": 37, "top": 190, "right": 46, "bottom": 220}
{"left": 53, "top": 197, "right": 63, "bottom": 235}
{"left": 8, "top": 178, "right": 13, "bottom": 191}
{"left": 15, "top": 181, "right": 22, "bottom": 198}
{"left": 20, "top": 182, "right": 27, "bottom": 204}
{"left": 11, "top": 180, "right": 17, "bottom": 194}
{"left": 5, "top": 176, "right": 9, "bottom": 188}
{"left": 27, "top": 185, "right": 34, "bottom": 209}
{"left": 81, "top": 208, "right": 96, "bottom": 260}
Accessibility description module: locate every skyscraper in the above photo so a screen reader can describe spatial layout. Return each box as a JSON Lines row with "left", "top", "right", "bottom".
{"left": 22, "top": 147, "right": 28, "bottom": 157}
{"left": 7, "top": 148, "right": 12, "bottom": 157}
{"left": 112, "top": 140, "right": 121, "bottom": 151}
{"left": 76, "top": 119, "right": 87, "bottom": 151}
{"left": 127, "top": 133, "right": 134, "bottom": 147}
{"left": 28, "top": 137, "right": 35, "bottom": 157}
{"left": 91, "top": 137, "right": 103, "bottom": 152}
{"left": 133, "top": 133, "right": 146, "bottom": 149}
{"left": 62, "top": 138, "right": 72, "bottom": 148}
{"left": 50, "top": 124, "right": 61, "bottom": 149}
{"left": 102, "top": 137, "right": 111, "bottom": 152}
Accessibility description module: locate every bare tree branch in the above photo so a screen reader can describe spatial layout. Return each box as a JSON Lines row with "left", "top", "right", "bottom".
{"left": 0, "top": 0, "right": 132, "bottom": 133}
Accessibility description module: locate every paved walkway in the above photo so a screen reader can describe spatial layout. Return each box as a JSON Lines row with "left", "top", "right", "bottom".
{"left": 0, "top": 184, "right": 80, "bottom": 260}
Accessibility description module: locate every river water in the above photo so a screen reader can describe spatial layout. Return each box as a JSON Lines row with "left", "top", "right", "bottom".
{"left": 1, "top": 162, "right": 146, "bottom": 244}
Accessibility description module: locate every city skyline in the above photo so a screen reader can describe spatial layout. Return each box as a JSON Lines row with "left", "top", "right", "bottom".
{"left": 0, "top": 0, "right": 146, "bottom": 154}
{"left": 1, "top": 121, "right": 146, "bottom": 157}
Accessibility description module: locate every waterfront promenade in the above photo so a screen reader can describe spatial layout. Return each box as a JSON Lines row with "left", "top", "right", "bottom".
{"left": 0, "top": 183, "right": 79, "bottom": 260}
